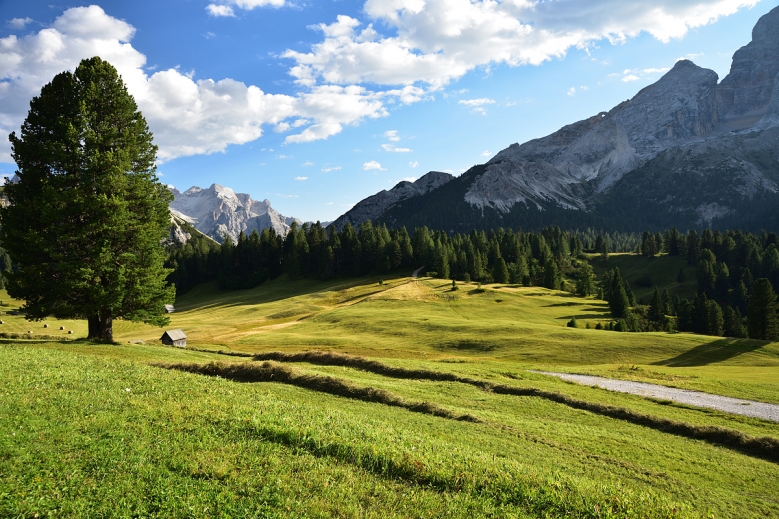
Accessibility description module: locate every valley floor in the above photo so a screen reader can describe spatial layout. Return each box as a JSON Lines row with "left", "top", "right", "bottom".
{"left": 1, "top": 272, "right": 778, "bottom": 518}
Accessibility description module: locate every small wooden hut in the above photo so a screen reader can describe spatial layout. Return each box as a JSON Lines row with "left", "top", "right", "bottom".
{"left": 160, "top": 329, "right": 187, "bottom": 347}
{"left": 164, "top": 304, "right": 175, "bottom": 313}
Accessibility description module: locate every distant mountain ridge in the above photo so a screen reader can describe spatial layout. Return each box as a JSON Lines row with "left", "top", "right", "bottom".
{"left": 334, "top": 5, "right": 779, "bottom": 233}
{"left": 169, "top": 184, "right": 300, "bottom": 243}
{"left": 332, "top": 171, "right": 453, "bottom": 230}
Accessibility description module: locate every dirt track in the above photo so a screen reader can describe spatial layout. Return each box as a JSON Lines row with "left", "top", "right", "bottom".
{"left": 535, "top": 371, "right": 779, "bottom": 422}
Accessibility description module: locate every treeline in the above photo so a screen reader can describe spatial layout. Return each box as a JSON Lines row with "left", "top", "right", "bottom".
{"left": 597, "top": 228, "right": 779, "bottom": 340}
{"left": 166, "top": 222, "right": 601, "bottom": 294}
{"left": 165, "top": 222, "right": 779, "bottom": 341}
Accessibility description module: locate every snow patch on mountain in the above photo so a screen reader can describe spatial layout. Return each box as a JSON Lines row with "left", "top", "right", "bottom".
{"left": 169, "top": 184, "right": 300, "bottom": 243}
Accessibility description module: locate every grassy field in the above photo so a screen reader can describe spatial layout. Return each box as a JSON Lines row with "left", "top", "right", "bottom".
{"left": 2, "top": 259, "right": 779, "bottom": 518}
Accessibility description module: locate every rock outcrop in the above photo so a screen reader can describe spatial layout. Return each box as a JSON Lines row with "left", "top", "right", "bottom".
{"left": 169, "top": 184, "right": 300, "bottom": 243}
{"left": 331, "top": 171, "right": 453, "bottom": 230}
{"left": 717, "top": 6, "right": 779, "bottom": 120}
{"left": 755, "top": 73, "right": 779, "bottom": 130}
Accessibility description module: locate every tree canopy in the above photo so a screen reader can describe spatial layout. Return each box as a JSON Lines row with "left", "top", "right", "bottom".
{"left": 0, "top": 57, "right": 173, "bottom": 341}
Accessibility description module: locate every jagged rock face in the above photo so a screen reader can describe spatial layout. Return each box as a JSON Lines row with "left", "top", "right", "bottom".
{"left": 718, "top": 6, "right": 779, "bottom": 119}
{"left": 609, "top": 60, "right": 719, "bottom": 148}
{"left": 169, "top": 184, "right": 300, "bottom": 243}
{"left": 332, "top": 171, "right": 453, "bottom": 230}
{"left": 464, "top": 159, "right": 585, "bottom": 211}
{"left": 755, "top": 73, "right": 779, "bottom": 130}
{"left": 477, "top": 60, "right": 719, "bottom": 208}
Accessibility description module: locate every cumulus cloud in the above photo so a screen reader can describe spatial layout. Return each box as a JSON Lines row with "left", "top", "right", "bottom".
{"left": 208, "top": 0, "right": 285, "bottom": 16}
{"left": 0, "top": 6, "right": 396, "bottom": 162}
{"left": 398, "top": 177, "right": 417, "bottom": 183}
{"left": 363, "top": 160, "right": 385, "bottom": 170}
{"left": 322, "top": 166, "right": 342, "bottom": 172}
{"left": 409, "top": 161, "right": 419, "bottom": 168}
{"left": 480, "top": 150, "right": 491, "bottom": 157}
{"left": 8, "top": 17, "right": 33, "bottom": 29}
{"left": 622, "top": 75, "right": 640, "bottom": 82}
{"left": 384, "top": 130, "right": 400, "bottom": 141}
{"left": 284, "top": 0, "right": 757, "bottom": 89}
{"left": 382, "top": 144, "right": 412, "bottom": 152}
{"left": 567, "top": 87, "right": 577, "bottom": 96}
{"left": 295, "top": 176, "right": 308, "bottom": 180}
{"left": 301, "top": 161, "right": 314, "bottom": 166}
{"left": 206, "top": 4, "right": 236, "bottom": 17}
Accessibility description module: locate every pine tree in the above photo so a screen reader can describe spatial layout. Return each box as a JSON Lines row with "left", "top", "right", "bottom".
{"left": 677, "top": 267, "right": 687, "bottom": 286}
{"left": 493, "top": 257, "right": 509, "bottom": 284}
{"left": 747, "top": 278, "right": 779, "bottom": 340}
{"left": 575, "top": 261, "right": 594, "bottom": 297}
{"left": 723, "top": 306, "right": 746, "bottom": 338}
{"left": 0, "top": 57, "right": 173, "bottom": 341}
{"left": 609, "top": 272, "right": 630, "bottom": 319}
{"left": 649, "top": 286, "right": 663, "bottom": 321}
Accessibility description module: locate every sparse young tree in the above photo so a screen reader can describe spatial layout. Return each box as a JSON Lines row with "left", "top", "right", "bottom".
{"left": 0, "top": 57, "right": 174, "bottom": 341}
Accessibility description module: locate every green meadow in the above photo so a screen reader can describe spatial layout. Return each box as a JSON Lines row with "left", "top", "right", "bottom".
{"left": 2, "top": 263, "right": 779, "bottom": 518}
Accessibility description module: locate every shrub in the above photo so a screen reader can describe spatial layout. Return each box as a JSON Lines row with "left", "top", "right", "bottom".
{"left": 567, "top": 317, "right": 578, "bottom": 328}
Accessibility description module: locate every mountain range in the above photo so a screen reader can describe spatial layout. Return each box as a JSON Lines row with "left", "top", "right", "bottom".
{"left": 170, "top": 6, "right": 779, "bottom": 237}
{"left": 334, "top": 5, "right": 779, "bottom": 233}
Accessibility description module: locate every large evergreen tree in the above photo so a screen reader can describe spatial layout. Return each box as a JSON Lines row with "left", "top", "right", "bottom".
{"left": 0, "top": 57, "right": 173, "bottom": 341}
{"left": 747, "top": 278, "right": 779, "bottom": 341}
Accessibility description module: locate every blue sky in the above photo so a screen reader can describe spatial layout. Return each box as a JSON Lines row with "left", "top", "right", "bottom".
{"left": 1, "top": 0, "right": 777, "bottom": 222}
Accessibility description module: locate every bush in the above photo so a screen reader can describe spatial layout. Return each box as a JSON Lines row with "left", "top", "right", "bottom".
{"left": 567, "top": 317, "right": 578, "bottom": 328}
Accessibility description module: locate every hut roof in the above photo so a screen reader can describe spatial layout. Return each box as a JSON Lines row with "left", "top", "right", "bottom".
{"left": 161, "top": 329, "right": 187, "bottom": 341}
{"left": 165, "top": 304, "right": 175, "bottom": 313}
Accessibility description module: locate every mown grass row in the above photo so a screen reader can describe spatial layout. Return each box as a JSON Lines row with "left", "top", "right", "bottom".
{"left": 160, "top": 361, "right": 480, "bottom": 423}
{"left": 244, "top": 351, "right": 779, "bottom": 463}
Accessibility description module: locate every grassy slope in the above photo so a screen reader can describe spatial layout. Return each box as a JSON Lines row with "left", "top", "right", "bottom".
{"left": 2, "top": 257, "right": 779, "bottom": 517}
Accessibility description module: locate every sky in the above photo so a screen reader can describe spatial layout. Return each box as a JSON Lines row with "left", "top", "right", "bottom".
{"left": 1, "top": 0, "right": 778, "bottom": 223}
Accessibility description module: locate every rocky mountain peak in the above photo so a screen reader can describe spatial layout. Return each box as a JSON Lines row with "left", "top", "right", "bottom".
{"left": 331, "top": 171, "right": 454, "bottom": 230}
{"left": 717, "top": 5, "right": 779, "bottom": 121}
{"left": 169, "top": 184, "right": 300, "bottom": 243}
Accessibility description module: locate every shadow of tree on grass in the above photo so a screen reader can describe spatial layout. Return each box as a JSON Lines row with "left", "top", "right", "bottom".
{"left": 653, "top": 338, "right": 770, "bottom": 367}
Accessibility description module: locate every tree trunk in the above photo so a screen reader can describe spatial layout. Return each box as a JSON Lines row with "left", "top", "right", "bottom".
{"left": 87, "top": 313, "right": 113, "bottom": 342}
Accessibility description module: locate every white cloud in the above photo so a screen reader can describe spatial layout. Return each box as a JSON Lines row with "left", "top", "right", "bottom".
{"left": 8, "top": 17, "right": 33, "bottom": 29}
{"left": 382, "top": 143, "right": 412, "bottom": 152}
{"left": 276, "top": 193, "right": 300, "bottom": 198}
{"left": 480, "top": 150, "right": 491, "bottom": 157}
{"left": 285, "top": 0, "right": 756, "bottom": 89}
{"left": 643, "top": 67, "right": 670, "bottom": 74}
{"left": 363, "top": 160, "right": 385, "bottom": 170}
{"left": 0, "top": 6, "right": 399, "bottom": 163}
{"left": 567, "top": 87, "right": 577, "bottom": 96}
{"left": 322, "top": 166, "right": 342, "bottom": 172}
{"left": 442, "top": 169, "right": 453, "bottom": 173}
{"left": 622, "top": 74, "right": 640, "bottom": 82}
{"left": 295, "top": 176, "right": 308, "bottom": 180}
{"left": 301, "top": 161, "right": 314, "bottom": 166}
{"left": 398, "top": 177, "right": 417, "bottom": 183}
{"left": 278, "top": 154, "right": 291, "bottom": 159}
{"left": 208, "top": 0, "right": 285, "bottom": 16}
{"left": 384, "top": 130, "right": 400, "bottom": 141}
{"left": 409, "top": 161, "right": 419, "bottom": 168}
{"left": 206, "top": 4, "right": 236, "bottom": 17}
{"left": 458, "top": 98, "right": 495, "bottom": 107}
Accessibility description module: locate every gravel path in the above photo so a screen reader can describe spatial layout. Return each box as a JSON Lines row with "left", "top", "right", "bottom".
{"left": 534, "top": 371, "right": 779, "bottom": 422}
